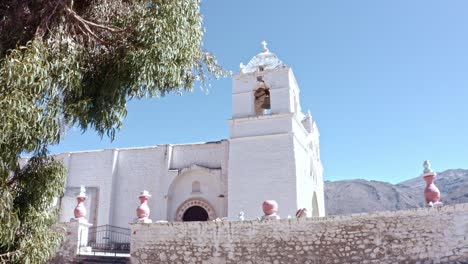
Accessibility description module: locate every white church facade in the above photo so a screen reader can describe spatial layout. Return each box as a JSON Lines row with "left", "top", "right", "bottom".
{"left": 55, "top": 43, "right": 325, "bottom": 228}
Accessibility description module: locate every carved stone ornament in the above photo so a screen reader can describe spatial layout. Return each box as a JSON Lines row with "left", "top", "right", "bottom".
{"left": 262, "top": 200, "right": 280, "bottom": 220}
{"left": 421, "top": 160, "right": 442, "bottom": 207}
{"left": 74, "top": 186, "right": 87, "bottom": 219}
{"left": 136, "top": 190, "right": 152, "bottom": 222}
{"left": 240, "top": 41, "right": 285, "bottom": 74}
{"left": 238, "top": 211, "right": 245, "bottom": 221}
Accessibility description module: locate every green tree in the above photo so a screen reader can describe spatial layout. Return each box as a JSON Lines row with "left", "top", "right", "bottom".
{"left": 0, "top": 0, "right": 226, "bottom": 262}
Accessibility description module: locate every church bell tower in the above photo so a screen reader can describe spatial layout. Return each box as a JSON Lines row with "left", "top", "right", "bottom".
{"left": 227, "top": 42, "right": 325, "bottom": 219}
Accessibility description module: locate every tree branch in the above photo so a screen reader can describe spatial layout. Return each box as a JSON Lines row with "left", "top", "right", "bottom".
{"left": 35, "top": 1, "right": 61, "bottom": 39}
{"left": 6, "top": 162, "right": 22, "bottom": 187}
{"left": 64, "top": 7, "right": 125, "bottom": 33}
{"left": 73, "top": 16, "right": 109, "bottom": 45}
{"left": 0, "top": 249, "right": 20, "bottom": 261}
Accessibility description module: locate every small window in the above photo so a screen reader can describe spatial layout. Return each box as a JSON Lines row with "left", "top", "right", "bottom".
{"left": 254, "top": 88, "right": 271, "bottom": 115}
{"left": 192, "top": 181, "right": 201, "bottom": 193}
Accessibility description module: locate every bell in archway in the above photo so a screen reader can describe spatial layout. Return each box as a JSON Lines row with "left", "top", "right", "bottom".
{"left": 261, "top": 93, "right": 271, "bottom": 110}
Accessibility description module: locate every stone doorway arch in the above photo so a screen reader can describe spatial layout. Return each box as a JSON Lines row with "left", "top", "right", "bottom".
{"left": 183, "top": 206, "right": 209, "bottom": 221}
{"left": 175, "top": 198, "right": 216, "bottom": 222}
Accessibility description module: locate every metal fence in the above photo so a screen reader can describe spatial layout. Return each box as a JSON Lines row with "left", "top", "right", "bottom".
{"left": 79, "top": 225, "right": 131, "bottom": 255}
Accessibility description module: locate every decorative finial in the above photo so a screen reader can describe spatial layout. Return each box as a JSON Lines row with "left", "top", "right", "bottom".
{"left": 238, "top": 211, "right": 245, "bottom": 221}
{"left": 73, "top": 185, "right": 88, "bottom": 221}
{"left": 261, "top": 200, "right": 280, "bottom": 220}
{"left": 421, "top": 160, "right": 442, "bottom": 207}
{"left": 423, "top": 160, "right": 433, "bottom": 174}
{"left": 139, "top": 190, "right": 152, "bottom": 197}
{"left": 78, "top": 185, "right": 86, "bottom": 198}
{"left": 136, "top": 190, "right": 152, "bottom": 223}
{"left": 239, "top": 62, "right": 245, "bottom": 73}
{"left": 261, "top": 40, "right": 269, "bottom": 52}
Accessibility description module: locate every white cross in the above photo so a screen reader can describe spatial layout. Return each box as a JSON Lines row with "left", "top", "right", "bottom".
{"left": 261, "top": 40, "right": 269, "bottom": 52}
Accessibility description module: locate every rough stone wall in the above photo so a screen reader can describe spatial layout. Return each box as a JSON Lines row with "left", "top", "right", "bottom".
{"left": 49, "top": 221, "right": 83, "bottom": 264}
{"left": 131, "top": 203, "right": 468, "bottom": 264}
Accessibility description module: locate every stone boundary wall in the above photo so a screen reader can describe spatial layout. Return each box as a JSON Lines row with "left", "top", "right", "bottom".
{"left": 131, "top": 203, "right": 468, "bottom": 264}
{"left": 49, "top": 221, "right": 82, "bottom": 264}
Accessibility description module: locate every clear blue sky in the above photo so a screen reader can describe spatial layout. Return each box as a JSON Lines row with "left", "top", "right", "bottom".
{"left": 50, "top": 1, "right": 468, "bottom": 183}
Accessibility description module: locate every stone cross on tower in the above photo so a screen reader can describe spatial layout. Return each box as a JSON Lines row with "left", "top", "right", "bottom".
{"left": 261, "top": 40, "right": 269, "bottom": 52}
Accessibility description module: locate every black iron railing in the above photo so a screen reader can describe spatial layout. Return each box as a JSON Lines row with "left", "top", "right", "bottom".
{"left": 79, "top": 225, "right": 130, "bottom": 255}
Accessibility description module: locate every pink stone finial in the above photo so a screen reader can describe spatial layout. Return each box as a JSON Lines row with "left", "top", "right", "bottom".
{"left": 261, "top": 200, "right": 280, "bottom": 220}
{"left": 421, "top": 160, "right": 442, "bottom": 207}
{"left": 74, "top": 186, "right": 87, "bottom": 219}
{"left": 262, "top": 200, "right": 278, "bottom": 215}
{"left": 136, "top": 190, "right": 152, "bottom": 222}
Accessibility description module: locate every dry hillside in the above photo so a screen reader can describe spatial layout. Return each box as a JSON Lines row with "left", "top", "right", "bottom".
{"left": 325, "top": 169, "right": 468, "bottom": 215}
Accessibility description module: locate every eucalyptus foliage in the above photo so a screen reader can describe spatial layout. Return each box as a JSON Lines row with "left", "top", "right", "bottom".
{"left": 0, "top": 0, "right": 226, "bottom": 262}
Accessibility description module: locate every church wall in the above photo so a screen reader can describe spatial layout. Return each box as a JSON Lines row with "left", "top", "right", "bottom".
{"left": 229, "top": 114, "right": 293, "bottom": 139}
{"left": 166, "top": 168, "right": 224, "bottom": 221}
{"left": 227, "top": 134, "right": 297, "bottom": 220}
{"left": 169, "top": 141, "right": 225, "bottom": 170}
{"left": 166, "top": 141, "right": 228, "bottom": 221}
{"left": 232, "top": 68, "right": 293, "bottom": 118}
{"left": 232, "top": 72, "right": 258, "bottom": 94}
{"left": 231, "top": 92, "right": 253, "bottom": 118}
{"left": 292, "top": 131, "right": 314, "bottom": 216}
{"left": 267, "top": 68, "right": 297, "bottom": 115}
{"left": 232, "top": 68, "right": 291, "bottom": 94}
{"left": 292, "top": 116, "right": 326, "bottom": 217}
{"left": 309, "top": 122, "right": 326, "bottom": 215}
{"left": 58, "top": 141, "right": 228, "bottom": 227}
{"left": 269, "top": 85, "right": 293, "bottom": 114}
{"left": 59, "top": 150, "right": 116, "bottom": 227}
{"left": 112, "top": 147, "right": 166, "bottom": 227}
{"left": 131, "top": 203, "right": 468, "bottom": 264}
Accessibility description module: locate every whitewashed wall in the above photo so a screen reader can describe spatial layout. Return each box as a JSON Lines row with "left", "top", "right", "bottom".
{"left": 57, "top": 150, "right": 116, "bottom": 227}
{"left": 59, "top": 141, "right": 228, "bottom": 228}
{"left": 112, "top": 147, "right": 165, "bottom": 227}
{"left": 228, "top": 133, "right": 297, "bottom": 219}
{"left": 228, "top": 65, "right": 325, "bottom": 219}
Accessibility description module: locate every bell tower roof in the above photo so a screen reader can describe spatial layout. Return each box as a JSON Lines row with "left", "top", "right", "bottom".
{"left": 239, "top": 41, "right": 286, "bottom": 74}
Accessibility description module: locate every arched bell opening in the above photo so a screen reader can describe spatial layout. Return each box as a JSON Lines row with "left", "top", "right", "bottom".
{"left": 254, "top": 88, "right": 271, "bottom": 115}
